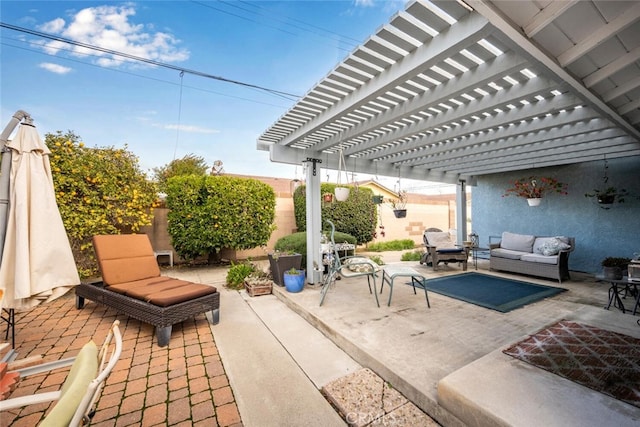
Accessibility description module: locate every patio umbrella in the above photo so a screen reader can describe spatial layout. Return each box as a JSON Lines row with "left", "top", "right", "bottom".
{"left": 0, "top": 121, "right": 79, "bottom": 311}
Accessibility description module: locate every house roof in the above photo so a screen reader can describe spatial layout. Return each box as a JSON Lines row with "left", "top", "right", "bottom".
{"left": 257, "top": 0, "right": 640, "bottom": 185}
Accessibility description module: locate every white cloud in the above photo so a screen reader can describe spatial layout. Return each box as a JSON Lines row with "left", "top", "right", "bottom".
{"left": 39, "top": 17, "right": 66, "bottom": 33}
{"left": 38, "top": 62, "right": 72, "bottom": 74}
{"left": 164, "top": 124, "right": 220, "bottom": 134}
{"left": 37, "top": 5, "right": 189, "bottom": 67}
{"left": 354, "top": 0, "right": 376, "bottom": 7}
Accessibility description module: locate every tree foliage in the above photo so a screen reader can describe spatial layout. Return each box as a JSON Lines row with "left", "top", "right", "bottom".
{"left": 152, "top": 154, "right": 209, "bottom": 192}
{"left": 166, "top": 175, "right": 276, "bottom": 262}
{"left": 293, "top": 184, "right": 376, "bottom": 244}
{"left": 46, "top": 131, "right": 159, "bottom": 277}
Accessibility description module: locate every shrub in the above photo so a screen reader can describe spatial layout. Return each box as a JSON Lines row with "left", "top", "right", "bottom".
{"left": 167, "top": 175, "right": 276, "bottom": 263}
{"left": 366, "top": 239, "right": 416, "bottom": 252}
{"left": 226, "top": 261, "right": 257, "bottom": 290}
{"left": 401, "top": 250, "right": 423, "bottom": 261}
{"left": 293, "top": 184, "right": 377, "bottom": 245}
{"left": 46, "top": 131, "right": 159, "bottom": 278}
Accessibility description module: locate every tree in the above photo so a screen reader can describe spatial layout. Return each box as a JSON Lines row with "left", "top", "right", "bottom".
{"left": 46, "top": 131, "right": 159, "bottom": 277}
{"left": 293, "top": 184, "right": 377, "bottom": 245}
{"left": 166, "top": 175, "right": 276, "bottom": 263}
{"left": 152, "top": 154, "right": 209, "bottom": 192}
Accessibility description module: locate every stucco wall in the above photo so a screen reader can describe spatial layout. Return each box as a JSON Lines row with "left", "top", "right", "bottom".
{"left": 471, "top": 156, "right": 640, "bottom": 274}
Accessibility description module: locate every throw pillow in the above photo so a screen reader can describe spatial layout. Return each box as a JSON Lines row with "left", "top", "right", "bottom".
{"left": 540, "top": 238, "right": 571, "bottom": 256}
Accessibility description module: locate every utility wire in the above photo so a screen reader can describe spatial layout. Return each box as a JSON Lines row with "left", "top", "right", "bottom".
{"left": 0, "top": 22, "right": 302, "bottom": 100}
{"left": 1, "top": 40, "right": 291, "bottom": 109}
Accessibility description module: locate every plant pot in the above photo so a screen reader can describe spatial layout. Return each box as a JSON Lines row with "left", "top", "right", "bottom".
{"left": 393, "top": 209, "right": 407, "bottom": 218}
{"left": 527, "top": 198, "right": 542, "bottom": 207}
{"left": 283, "top": 270, "right": 305, "bottom": 293}
{"left": 372, "top": 195, "right": 384, "bottom": 204}
{"left": 334, "top": 187, "right": 350, "bottom": 202}
{"left": 323, "top": 193, "right": 334, "bottom": 203}
{"left": 244, "top": 280, "right": 273, "bottom": 297}
{"left": 268, "top": 253, "right": 302, "bottom": 286}
{"left": 597, "top": 195, "right": 615, "bottom": 205}
{"left": 602, "top": 266, "right": 623, "bottom": 280}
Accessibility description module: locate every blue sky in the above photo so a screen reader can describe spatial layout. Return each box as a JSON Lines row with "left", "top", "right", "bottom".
{"left": 1, "top": 0, "right": 407, "bottom": 181}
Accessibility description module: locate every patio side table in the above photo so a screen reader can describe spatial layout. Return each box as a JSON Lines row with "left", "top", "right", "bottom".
{"left": 380, "top": 265, "right": 430, "bottom": 308}
{"left": 470, "top": 247, "right": 490, "bottom": 270}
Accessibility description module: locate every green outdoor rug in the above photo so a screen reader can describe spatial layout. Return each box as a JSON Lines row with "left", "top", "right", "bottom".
{"left": 410, "top": 272, "right": 566, "bottom": 312}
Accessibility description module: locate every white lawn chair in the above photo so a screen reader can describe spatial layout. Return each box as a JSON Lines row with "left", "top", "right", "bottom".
{"left": 0, "top": 320, "right": 122, "bottom": 426}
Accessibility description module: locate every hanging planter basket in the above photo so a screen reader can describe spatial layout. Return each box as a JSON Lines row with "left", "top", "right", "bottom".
{"left": 393, "top": 209, "right": 407, "bottom": 218}
{"left": 334, "top": 148, "right": 350, "bottom": 202}
{"left": 335, "top": 187, "right": 350, "bottom": 202}
{"left": 322, "top": 193, "right": 334, "bottom": 203}
{"left": 527, "top": 198, "right": 542, "bottom": 207}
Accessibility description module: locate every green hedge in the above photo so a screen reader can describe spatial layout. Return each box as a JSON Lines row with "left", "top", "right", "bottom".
{"left": 293, "top": 184, "right": 377, "bottom": 245}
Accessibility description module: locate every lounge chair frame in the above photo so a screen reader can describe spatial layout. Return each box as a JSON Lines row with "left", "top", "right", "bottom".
{"left": 76, "top": 280, "right": 220, "bottom": 347}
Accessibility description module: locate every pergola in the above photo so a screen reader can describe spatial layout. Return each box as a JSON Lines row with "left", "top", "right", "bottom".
{"left": 257, "top": 0, "right": 640, "bottom": 282}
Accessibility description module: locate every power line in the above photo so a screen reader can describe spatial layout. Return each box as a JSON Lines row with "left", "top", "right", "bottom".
{"left": 0, "top": 22, "right": 302, "bottom": 100}
{"left": 0, "top": 40, "right": 291, "bottom": 109}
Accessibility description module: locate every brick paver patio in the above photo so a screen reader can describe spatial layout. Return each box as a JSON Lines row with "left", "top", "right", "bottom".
{"left": 1, "top": 291, "right": 242, "bottom": 426}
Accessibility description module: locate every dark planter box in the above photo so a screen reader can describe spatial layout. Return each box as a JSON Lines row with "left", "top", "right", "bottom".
{"left": 268, "top": 253, "right": 302, "bottom": 286}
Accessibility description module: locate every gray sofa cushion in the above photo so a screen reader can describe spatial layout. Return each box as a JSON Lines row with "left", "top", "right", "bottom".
{"left": 501, "top": 232, "right": 535, "bottom": 253}
{"left": 521, "top": 253, "right": 558, "bottom": 264}
{"left": 490, "top": 248, "right": 526, "bottom": 260}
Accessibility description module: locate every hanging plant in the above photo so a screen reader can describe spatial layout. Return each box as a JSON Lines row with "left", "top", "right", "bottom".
{"left": 503, "top": 176, "right": 568, "bottom": 206}
{"left": 584, "top": 158, "right": 629, "bottom": 209}
{"left": 387, "top": 190, "right": 408, "bottom": 218}
{"left": 322, "top": 192, "right": 334, "bottom": 203}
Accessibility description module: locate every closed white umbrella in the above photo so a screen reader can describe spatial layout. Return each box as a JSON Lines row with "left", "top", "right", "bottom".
{"left": 0, "top": 121, "right": 79, "bottom": 311}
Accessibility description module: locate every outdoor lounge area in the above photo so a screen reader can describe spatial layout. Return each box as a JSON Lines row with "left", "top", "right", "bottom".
{"left": 3, "top": 256, "right": 640, "bottom": 426}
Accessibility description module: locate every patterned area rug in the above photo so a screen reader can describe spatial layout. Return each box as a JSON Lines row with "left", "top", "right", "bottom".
{"left": 503, "top": 320, "right": 640, "bottom": 408}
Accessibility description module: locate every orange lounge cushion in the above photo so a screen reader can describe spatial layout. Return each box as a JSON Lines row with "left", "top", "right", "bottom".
{"left": 121, "top": 279, "right": 192, "bottom": 300}
{"left": 107, "top": 279, "right": 217, "bottom": 307}
{"left": 106, "top": 277, "right": 174, "bottom": 294}
{"left": 145, "top": 283, "right": 217, "bottom": 307}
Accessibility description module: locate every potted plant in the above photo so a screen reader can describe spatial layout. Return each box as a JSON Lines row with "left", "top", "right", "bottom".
{"left": 244, "top": 270, "right": 273, "bottom": 297}
{"left": 387, "top": 190, "right": 408, "bottom": 218}
{"left": 601, "top": 257, "right": 631, "bottom": 280}
{"left": 503, "top": 176, "right": 568, "bottom": 206}
{"left": 322, "top": 192, "right": 334, "bottom": 203}
{"left": 585, "top": 158, "right": 630, "bottom": 209}
{"left": 268, "top": 250, "right": 302, "bottom": 286}
{"left": 283, "top": 267, "right": 305, "bottom": 293}
{"left": 585, "top": 186, "right": 628, "bottom": 209}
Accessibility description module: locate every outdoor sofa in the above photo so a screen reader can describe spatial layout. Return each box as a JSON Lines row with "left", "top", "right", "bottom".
{"left": 489, "top": 231, "right": 575, "bottom": 283}
{"left": 75, "top": 234, "right": 220, "bottom": 347}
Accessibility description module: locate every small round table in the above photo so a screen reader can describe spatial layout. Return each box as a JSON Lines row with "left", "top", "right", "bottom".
{"left": 469, "top": 247, "right": 490, "bottom": 270}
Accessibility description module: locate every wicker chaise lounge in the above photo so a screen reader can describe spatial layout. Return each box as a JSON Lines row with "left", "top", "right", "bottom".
{"left": 75, "top": 234, "right": 220, "bottom": 347}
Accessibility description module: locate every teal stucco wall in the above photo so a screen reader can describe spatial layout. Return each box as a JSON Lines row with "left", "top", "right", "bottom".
{"left": 471, "top": 156, "right": 640, "bottom": 274}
